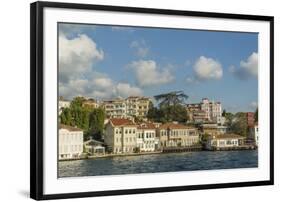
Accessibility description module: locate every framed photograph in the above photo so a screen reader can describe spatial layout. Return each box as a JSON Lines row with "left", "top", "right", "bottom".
{"left": 30, "top": 1, "right": 274, "bottom": 200}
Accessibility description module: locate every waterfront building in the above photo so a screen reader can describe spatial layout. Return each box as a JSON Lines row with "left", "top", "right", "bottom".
{"left": 186, "top": 98, "right": 223, "bottom": 124}
{"left": 59, "top": 124, "right": 84, "bottom": 160}
{"left": 58, "top": 97, "right": 70, "bottom": 115}
{"left": 157, "top": 123, "right": 199, "bottom": 147}
{"left": 249, "top": 124, "right": 259, "bottom": 146}
{"left": 136, "top": 123, "right": 159, "bottom": 152}
{"left": 205, "top": 134, "right": 245, "bottom": 150}
{"left": 84, "top": 138, "right": 105, "bottom": 156}
{"left": 104, "top": 118, "right": 137, "bottom": 154}
{"left": 201, "top": 123, "right": 228, "bottom": 135}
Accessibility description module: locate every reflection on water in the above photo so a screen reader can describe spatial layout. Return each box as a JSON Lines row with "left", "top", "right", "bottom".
{"left": 59, "top": 150, "right": 258, "bottom": 177}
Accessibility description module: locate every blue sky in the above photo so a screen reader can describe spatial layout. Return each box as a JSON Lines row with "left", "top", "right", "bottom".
{"left": 58, "top": 23, "right": 258, "bottom": 113}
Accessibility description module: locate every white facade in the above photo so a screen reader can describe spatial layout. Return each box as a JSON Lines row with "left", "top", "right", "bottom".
{"left": 136, "top": 123, "right": 158, "bottom": 152}
{"left": 201, "top": 98, "right": 222, "bottom": 123}
{"left": 58, "top": 100, "right": 70, "bottom": 115}
{"left": 206, "top": 134, "right": 244, "bottom": 150}
{"left": 158, "top": 123, "right": 200, "bottom": 148}
{"left": 59, "top": 125, "right": 84, "bottom": 160}
{"left": 104, "top": 119, "right": 137, "bottom": 154}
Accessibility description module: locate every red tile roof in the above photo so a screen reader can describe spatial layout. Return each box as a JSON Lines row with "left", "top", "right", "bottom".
{"left": 137, "top": 123, "right": 156, "bottom": 130}
{"left": 110, "top": 118, "right": 136, "bottom": 126}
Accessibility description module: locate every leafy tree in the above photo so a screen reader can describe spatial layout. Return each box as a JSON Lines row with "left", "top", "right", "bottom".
{"left": 147, "top": 104, "right": 187, "bottom": 123}
{"left": 60, "top": 107, "right": 72, "bottom": 125}
{"left": 154, "top": 91, "right": 188, "bottom": 107}
{"left": 222, "top": 109, "right": 226, "bottom": 117}
{"left": 224, "top": 112, "right": 234, "bottom": 127}
{"left": 230, "top": 112, "right": 248, "bottom": 136}
{"left": 89, "top": 108, "right": 105, "bottom": 140}
{"left": 149, "top": 91, "right": 188, "bottom": 123}
{"left": 200, "top": 133, "right": 210, "bottom": 143}
{"left": 60, "top": 96, "right": 106, "bottom": 141}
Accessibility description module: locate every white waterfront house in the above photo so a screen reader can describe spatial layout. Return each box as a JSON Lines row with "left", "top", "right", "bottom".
{"left": 158, "top": 123, "right": 200, "bottom": 147}
{"left": 206, "top": 134, "right": 245, "bottom": 150}
{"left": 59, "top": 124, "right": 84, "bottom": 160}
{"left": 104, "top": 118, "right": 137, "bottom": 154}
{"left": 84, "top": 138, "right": 105, "bottom": 156}
{"left": 136, "top": 123, "right": 158, "bottom": 152}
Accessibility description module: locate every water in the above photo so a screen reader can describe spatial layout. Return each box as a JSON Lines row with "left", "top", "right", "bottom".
{"left": 59, "top": 150, "right": 258, "bottom": 177}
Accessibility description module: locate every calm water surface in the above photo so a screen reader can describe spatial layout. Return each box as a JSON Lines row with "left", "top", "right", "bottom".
{"left": 59, "top": 150, "right": 258, "bottom": 177}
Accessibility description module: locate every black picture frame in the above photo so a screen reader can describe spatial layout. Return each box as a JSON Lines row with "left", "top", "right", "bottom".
{"left": 30, "top": 1, "right": 274, "bottom": 200}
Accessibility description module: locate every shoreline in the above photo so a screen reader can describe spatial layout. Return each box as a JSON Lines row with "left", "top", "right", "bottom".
{"left": 59, "top": 146, "right": 257, "bottom": 162}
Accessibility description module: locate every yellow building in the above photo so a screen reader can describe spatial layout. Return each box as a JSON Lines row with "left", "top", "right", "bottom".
{"left": 104, "top": 118, "right": 137, "bottom": 153}
{"left": 157, "top": 123, "right": 199, "bottom": 148}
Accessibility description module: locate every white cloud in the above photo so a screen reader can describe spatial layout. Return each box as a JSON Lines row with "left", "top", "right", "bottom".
{"left": 250, "top": 101, "right": 258, "bottom": 109}
{"left": 59, "top": 34, "right": 104, "bottom": 82}
{"left": 59, "top": 23, "right": 96, "bottom": 37}
{"left": 59, "top": 78, "right": 88, "bottom": 98}
{"left": 130, "top": 40, "right": 149, "bottom": 58}
{"left": 193, "top": 56, "right": 223, "bottom": 81}
{"left": 92, "top": 77, "right": 113, "bottom": 89}
{"left": 60, "top": 73, "right": 142, "bottom": 100}
{"left": 128, "top": 60, "right": 174, "bottom": 87}
{"left": 58, "top": 32, "right": 143, "bottom": 100}
{"left": 229, "top": 52, "right": 258, "bottom": 80}
{"left": 116, "top": 83, "right": 142, "bottom": 97}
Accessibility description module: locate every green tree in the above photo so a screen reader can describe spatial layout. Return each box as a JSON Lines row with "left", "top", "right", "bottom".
{"left": 89, "top": 108, "right": 105, "bottom": 140}
{"left": 222, "top": 109, "right": 226, "bottom": 117}
{"left": 154, "top": 91, "right": 188, "bottom": 107}
{"left": 60, "top": 107, "right": 72, "bottom": 125}
{"left": 147, "top": 104, "right": 187, "bottom": 123}
{"left": 224, "top": 112, "right": 234, "bottom": 127}
{"left": 150, "top": 91, "right": 188, "bottom": 123}
{"left": 230, "top": 112, "right": 248, "bottom": 136}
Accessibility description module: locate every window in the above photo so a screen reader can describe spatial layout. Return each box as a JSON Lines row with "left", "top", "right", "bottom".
{"left": 125, "top": 129, "right": 128, "bottom": 134}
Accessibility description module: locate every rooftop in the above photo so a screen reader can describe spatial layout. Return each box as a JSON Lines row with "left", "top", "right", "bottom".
{"left": 110, "top": 118, "right": 136, "bottom": 126}
{"left": 137, "top": 123, "right": 156, "bottom": 130}
{"left": 59, "top": 124, "right": 83, "bottom": 132}
{"left": 210, "top": 133, "right": 245, "bottom": 139}
{"left": 159, "top": 123, "right": 195, "bottom": 130}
